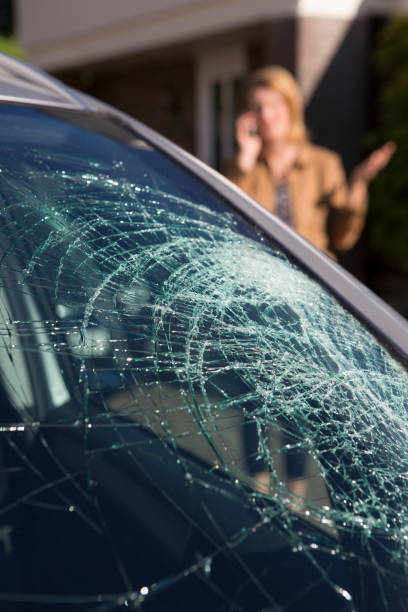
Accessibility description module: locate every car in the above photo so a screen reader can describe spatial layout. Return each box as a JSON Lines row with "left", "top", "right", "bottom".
{"left": 0, "top": 51, "right": 407, "bottom": 611}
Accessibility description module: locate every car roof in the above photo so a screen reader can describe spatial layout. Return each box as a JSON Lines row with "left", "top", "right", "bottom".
{"left": 0, "top": 51, "right": 93, "bottom": 110}
{"left": 0, "top": 52, "right": 407, "bottom": 364}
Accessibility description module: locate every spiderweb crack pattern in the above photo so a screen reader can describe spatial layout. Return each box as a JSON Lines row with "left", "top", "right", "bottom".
{"left": 0, "top": 134, "right": 407, "bottom": 610}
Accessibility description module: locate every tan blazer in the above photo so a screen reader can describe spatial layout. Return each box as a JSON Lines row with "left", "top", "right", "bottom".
{"left": 225, "top": 143, "right": 367, "bottom": 256}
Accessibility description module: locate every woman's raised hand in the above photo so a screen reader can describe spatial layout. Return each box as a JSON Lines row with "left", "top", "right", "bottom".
{"left": 352, "top": 141, "right": 396, "bottom": 184}
{"left": 348, "top": 141, "right": 396, "bottom": 213}
{"left": 235, "top": 111, "right": 263, "bottom": 173}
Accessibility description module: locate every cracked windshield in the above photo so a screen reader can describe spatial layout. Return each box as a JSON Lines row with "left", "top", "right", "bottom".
{"left": 0, "top": 104, "right": 407, "bottom": 611}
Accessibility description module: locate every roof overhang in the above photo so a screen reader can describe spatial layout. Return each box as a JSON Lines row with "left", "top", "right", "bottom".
{"left": 17, "top": 0, "right": 402, "bottom": 73}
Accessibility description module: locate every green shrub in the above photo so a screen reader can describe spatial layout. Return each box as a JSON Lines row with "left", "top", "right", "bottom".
{"left": 0, "top": 35, "right": 25, "bottom": 60}
{"left": 368, "top": 17, "right": 408, "bottom": 269}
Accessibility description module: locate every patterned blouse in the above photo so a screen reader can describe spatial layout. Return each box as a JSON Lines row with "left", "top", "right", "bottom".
{"left": 275, "top": 182, "right": 293, "bottom": 227}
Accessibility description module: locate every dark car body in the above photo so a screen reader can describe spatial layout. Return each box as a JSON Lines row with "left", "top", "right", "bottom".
{"left": 0, "top": 53, "right": 407, "bottom": 611}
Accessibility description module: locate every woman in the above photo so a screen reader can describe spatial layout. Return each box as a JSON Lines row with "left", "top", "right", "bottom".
{"left": 225, "top": 66, "right": 395, "bottom": 499}
{"left": 225, "top": 65, "right": 395, "bottom": 257}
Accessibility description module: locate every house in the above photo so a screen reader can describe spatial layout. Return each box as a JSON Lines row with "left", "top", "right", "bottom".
{"left": 17, "top": 0, "right": 408, "bottom": 169}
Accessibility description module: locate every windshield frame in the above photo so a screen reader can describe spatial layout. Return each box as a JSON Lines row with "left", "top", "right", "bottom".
{"left": 0, "top": 94, "right": 407, "bottom": 611}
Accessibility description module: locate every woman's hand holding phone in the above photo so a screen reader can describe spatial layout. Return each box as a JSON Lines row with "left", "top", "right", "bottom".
{"left": 235, "top": 111, "right": 262, "bottom": 173}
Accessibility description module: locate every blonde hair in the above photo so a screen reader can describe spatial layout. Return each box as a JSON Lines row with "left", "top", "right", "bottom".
{"left": 243, "top": 65, "right": 308, "bottom": 143}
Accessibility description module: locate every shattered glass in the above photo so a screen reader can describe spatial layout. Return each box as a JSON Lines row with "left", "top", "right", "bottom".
{"left": 0, "top": 105, "right": 407, "bottom": 610}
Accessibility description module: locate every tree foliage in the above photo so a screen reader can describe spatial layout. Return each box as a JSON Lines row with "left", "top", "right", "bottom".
{"left": 0, "top": 35, "right": 25, "bottom": 60}
{"left": 368, "top": 17, "right": 408, "bottom": 269}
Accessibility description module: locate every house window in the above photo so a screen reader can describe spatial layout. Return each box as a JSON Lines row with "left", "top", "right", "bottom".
{"left": 196, "top": 45, "right": 247, "bottom": 170}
